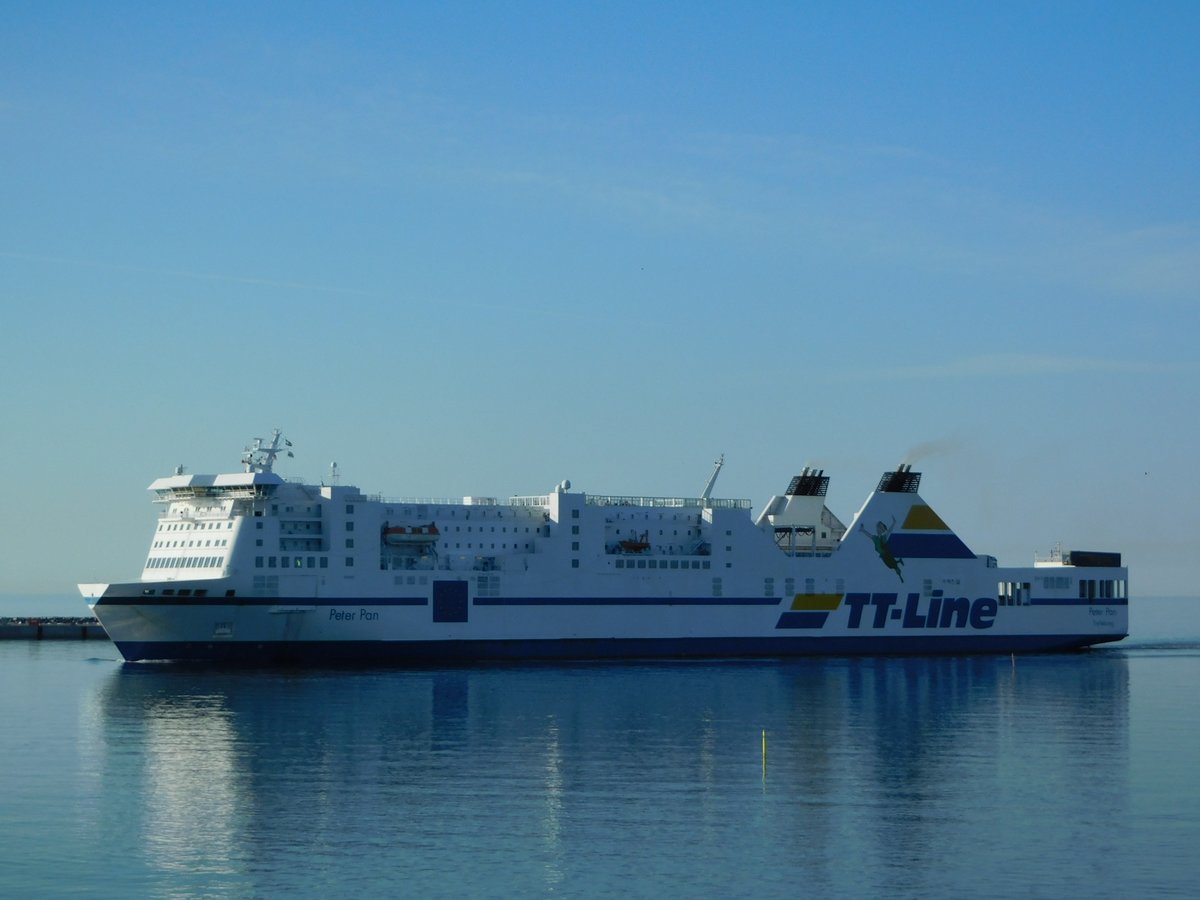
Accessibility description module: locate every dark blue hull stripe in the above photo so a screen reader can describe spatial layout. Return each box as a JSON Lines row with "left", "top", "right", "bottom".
{"left": 95, "top": 594, "right": 1128, "bottom": 609}
{"left": 95, "top": 596, "right": 430, "bottom": 607}
{"left": 111, "top": 633, "right": 1126, "bottom": 664}
{"left": 473, "top": 596, "right": 781, "bottom": 606}
{"left": 94, "top": 595, "right": 779, "bottom": 608}
{"left": 1029, "top": 597, "right": 1128, "bottom": 606}
{"left": 775, "top": 611, "right": 831, "bottom": 629}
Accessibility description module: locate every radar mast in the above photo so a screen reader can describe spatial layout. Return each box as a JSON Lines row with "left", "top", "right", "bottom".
{"left": 241, "top": 428, "right": 294, "bottom": 473}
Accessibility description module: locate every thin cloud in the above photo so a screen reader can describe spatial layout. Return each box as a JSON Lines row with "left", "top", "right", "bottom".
{"left": 849, "top": 353, "right": 1193, "bottom": 381}
{"left": 0, "top": 251, "right": 383, "bottom": 298}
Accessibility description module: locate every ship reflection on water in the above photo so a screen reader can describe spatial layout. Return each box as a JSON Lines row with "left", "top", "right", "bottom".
{"left": 84, "top": 654, "right": 1130, "bottom": 896}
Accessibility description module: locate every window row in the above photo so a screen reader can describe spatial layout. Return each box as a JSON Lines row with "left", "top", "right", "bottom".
{"left": 159, "top": 521, "right": 234, "bottom": 532}
{"left": 1080, "top": 579, "right": 1125, "bottom": 600}
{"left": 442, "top": 543, "right": 534, "bottom": 551}
{"left": 614, "top": 559, "right": 711, "bottom": 570}
{"left": 154, "top": 539, "right": 229, "bottom": 549}
{"left": 256, "top": 556, "right": 331, "bottom": 569}
{"left": 146, "top": 556, "right": 225, "bottom": 569}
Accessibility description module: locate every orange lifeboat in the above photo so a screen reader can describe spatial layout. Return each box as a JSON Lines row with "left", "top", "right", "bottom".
{"left": 618, "top": 532, "right": 651, "bottom": 553}
{"left": 383, "top": 522, "right": 441, "bottom": 546}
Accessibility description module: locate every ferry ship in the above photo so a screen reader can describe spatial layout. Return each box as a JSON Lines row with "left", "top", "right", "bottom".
{"left": 79, "top": 431, "right": 1129, "bottom": 663}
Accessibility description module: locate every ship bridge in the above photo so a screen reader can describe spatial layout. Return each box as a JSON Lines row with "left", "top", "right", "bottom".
{"left": 149, "top": 471, "right": 284, "bottom": 502}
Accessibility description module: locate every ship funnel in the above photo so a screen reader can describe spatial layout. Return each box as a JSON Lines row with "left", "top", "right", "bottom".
{"left": 877, "top": 464, "right": 921, "bottom": 493}
{"left": 785, "top": 469, "right": 830, "bottom": 497}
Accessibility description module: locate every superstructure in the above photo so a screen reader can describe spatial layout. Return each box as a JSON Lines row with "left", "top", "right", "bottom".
{"left": 80, "top": 430, "right": 1128, "bottom": 662}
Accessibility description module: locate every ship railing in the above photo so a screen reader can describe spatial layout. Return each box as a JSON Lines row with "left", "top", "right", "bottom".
{"left": 510, "top": 495, "right": 552, "bottom": 508}
{"left": 1033, "top": 544, "right": 1066, "bottom": 566}
{"left": 587, "top": 494, "right": 752, "bottom": 510}
{"left": 371, "top": 495, "right": 492, "bottom": 507}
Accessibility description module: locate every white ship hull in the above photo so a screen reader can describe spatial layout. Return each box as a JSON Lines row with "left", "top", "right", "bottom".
{"left": 79, "top": 433, "right": 1128, "bottom": 663}
{"left": 81, "top": 590, "right": 1125, "bottom": 663}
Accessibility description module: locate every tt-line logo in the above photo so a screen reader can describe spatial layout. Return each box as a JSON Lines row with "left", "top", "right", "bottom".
{"left": 844, "top": 592, "right": 998, "bottom": 630}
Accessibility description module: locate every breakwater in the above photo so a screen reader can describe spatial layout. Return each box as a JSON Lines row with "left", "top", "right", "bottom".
{"left": 0, "top": 617, "right": 109, "bottom": 640}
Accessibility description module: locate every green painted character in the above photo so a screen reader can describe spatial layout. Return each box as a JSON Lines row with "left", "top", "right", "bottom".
{"left": 860, "top": 516, "right": 904, "bottom": 582}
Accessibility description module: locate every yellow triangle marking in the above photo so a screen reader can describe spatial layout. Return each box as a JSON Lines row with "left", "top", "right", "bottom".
{"left": 902, "top": 504, "right": 949, "bottom": 531}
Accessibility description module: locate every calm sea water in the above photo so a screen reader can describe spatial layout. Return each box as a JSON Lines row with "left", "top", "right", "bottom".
{"left": 1, "top": 598, "right": 1197, "bottom": 898}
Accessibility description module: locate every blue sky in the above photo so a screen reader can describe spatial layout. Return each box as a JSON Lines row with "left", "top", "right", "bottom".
{"left": 2, "top": 2, "right": 1197, "bottom": 611}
